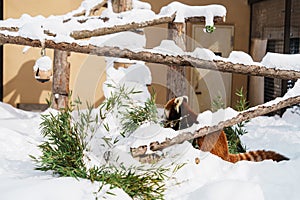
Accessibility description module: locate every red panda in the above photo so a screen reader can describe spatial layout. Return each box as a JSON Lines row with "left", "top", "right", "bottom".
{"left": 164, "top": 96, "right": 289, "bottom": 163}
{"left": 164, "top": 96, "right": 198, "bottom": 130}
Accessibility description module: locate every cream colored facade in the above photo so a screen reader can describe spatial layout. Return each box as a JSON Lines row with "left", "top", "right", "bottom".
{"left": 4, "top": 0, "right": 106, "bottom": 107}
{"left": 3, "top": 0, "right": 251, "bottom": 110}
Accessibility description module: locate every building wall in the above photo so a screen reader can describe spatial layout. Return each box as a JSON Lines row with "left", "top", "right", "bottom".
{"left": 250, "top": 0, "right": 300, "bottom": 113}
{"left": 3, "top": 0, "right": 250, "bottom": 110}
{"left": 3, "top": 0, "right": 106, "bottom": 108}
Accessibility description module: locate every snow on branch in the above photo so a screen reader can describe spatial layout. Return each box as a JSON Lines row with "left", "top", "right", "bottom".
{"left": 147, "top": 91, "right": 300, "bottom": 152}
{"left": 0, "top": 1, "right": 227, "bottom": 41}
{"left": 183, "top": 55, "right": 300, "bottom": 80}
{"left": 1, "top": 33, "right": 300, "bottom": 80}
{"left": 159, "top": 2, "right": 226, "bottom": 25}
{"left": 69, "top": 2, "right": 226, "bottom": 39}
{"left": 70, "top": 13, "right": 176, "bottom": 39}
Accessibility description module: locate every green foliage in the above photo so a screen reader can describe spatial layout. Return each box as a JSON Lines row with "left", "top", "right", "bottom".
{"left": 224, "top": 126, "right": 246, "bottom": 154}
{"left": 90, "top": 164, "right": 167, "bottom": 200}
{"left": 211, "top": 95, "right": 225, "bottom": 111}
{"left": 225, "top": 88, "right": 248, "bottom": 154}
{"left": 99, "top": 84, "right": 142, "bottom": 120}
{"left": 100, "top": 84, "right": 159, "bottom": 135}
{"left": 235, "top": 87, "right": 249, "bottom": 112}
{"left": 121, "top": 93, "right": 158, "bottom": 135}
{"left": 31, "top": 86, "right": 169, "bottom": 199}
{"left": 30, "top": 102, "right": 87, "bottom": 177}
{"left": 211, "top": 88, "right": 248, "bottom": 154}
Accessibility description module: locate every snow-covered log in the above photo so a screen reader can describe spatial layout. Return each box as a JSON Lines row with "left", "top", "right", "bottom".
{"left": 149, "top": 94, "right": 300, "bottom": 151}
{"left": 70, "top": 13, "right": 176, "bottom": 39}
{"left": 1, "top": 33, "right": 299, "bottom": 80}
{"left": 69, "top": 14, "right": 225, "bottom": 39}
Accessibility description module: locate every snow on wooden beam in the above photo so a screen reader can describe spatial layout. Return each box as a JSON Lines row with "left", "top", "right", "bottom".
{"left": 0, "top": 33, "right": 300, "bottom": 80}
{"left": 0, "top": 14, "right": 223, "bottom": 40}
{"left": 70, "top": 13, "right": 176, "bottom": 39}
{"left": 70, "top": 15, "right": 225, "bottom": 39}
{"left": 148, "top": 94, "right": 300, "bottom": 152}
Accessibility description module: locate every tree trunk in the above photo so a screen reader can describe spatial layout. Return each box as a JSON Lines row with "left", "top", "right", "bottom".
{"left": 52, "top": 50, "right": 70, "bottom": 109}
{"left": 112, "top": 0, "right": 132, "bottom": 13}
{"left": 167, "top": 22, "right": 187, "bottom": 100}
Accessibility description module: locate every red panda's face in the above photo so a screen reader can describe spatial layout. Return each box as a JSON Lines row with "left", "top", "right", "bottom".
{"left": 164, "top": 96, "right": 188, "bottom": 130}
{"left": 164, "top": 96, "right": 199, "bottom": 130}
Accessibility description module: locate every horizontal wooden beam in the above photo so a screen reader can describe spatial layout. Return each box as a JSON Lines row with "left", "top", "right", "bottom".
{"left": 149, "top": 95, "right": 300, "bottom": 151}
{"left": 0, "top": 33, "right": 299, "bottom": 80}
{"left": 70, "top": 14, "right": 176, "bottom": 39}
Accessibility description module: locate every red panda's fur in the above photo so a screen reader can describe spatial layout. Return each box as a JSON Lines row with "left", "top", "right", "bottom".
{"left": 164, "top": 96, "right": 289, "bottom": 163}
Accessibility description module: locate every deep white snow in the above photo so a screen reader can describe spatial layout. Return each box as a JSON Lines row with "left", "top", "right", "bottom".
{"left": 1, "top": 61, "right": 300, "bottom": 200}
{"left": 1, "top": 1, "right": 300, "bottom": 199}
{"left": 0, "top": 99, "right": 300, "bottom": 200}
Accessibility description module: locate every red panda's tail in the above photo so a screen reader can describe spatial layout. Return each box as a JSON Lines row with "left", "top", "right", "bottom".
{"left": 228, "top": 150, "right": 289, "bottom": 163}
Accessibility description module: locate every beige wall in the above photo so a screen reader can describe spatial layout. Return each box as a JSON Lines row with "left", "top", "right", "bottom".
{"left": 3, "top": 0, "right": 250, "bottom": 109}
{"left": 4, "top": 0, "right": 106, "bottom": 107}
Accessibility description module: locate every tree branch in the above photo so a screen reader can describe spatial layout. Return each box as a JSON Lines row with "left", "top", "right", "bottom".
{"left": 0, "top": 33, "right": 300, "bottom": 80}
{"left": 183, "top": 56, "right": 300, "bottom": 80}
{"left": 69, "top": 14, "right": 228, "bottom": 39}
{"left": 70, "top": 13, "right": 176, "bottom": 39}
{"left": 0, "top": 27, "right": 19, "bottom": 32}
{"left": 149, "top": 95, "right": 300, "bottom": 151}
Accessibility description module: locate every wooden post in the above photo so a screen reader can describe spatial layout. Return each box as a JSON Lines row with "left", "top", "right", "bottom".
{"left": 111, "top": 0, "right": 134, "bottom": 76}
{"left": 167, "top": 22, "right": 187, "bottom": 100}
{"left": 52, "top": 50, "right": 70, "bottom": 109}
{"left": 112, "top": 0, "right": 132, "bottom": 13}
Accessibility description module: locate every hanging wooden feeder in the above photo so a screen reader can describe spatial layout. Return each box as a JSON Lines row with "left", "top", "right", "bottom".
{"left": 33, "top": 48, "right": 52, "bottom": 83}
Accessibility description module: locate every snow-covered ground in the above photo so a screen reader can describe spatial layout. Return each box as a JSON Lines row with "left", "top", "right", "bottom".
{"left": 0, "top": 99, "right": 299, "bottom": 200}
{"left": 1, "top": 1, "right": 299, "bottom": 199}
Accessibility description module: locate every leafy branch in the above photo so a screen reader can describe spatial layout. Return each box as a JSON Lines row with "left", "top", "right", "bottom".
{"left": 31, "top": 85, "right": 168, "bottom": 199}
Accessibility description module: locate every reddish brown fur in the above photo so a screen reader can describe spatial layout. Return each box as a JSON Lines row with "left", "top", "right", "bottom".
{"left": 164, "top": 96, "right": 289, "bottom": 163}
{"left": 196, "top": 131, "right": 289, "bottom": 163}
{"left": 164, "top": 96, "right": 198, "bottom": 130}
